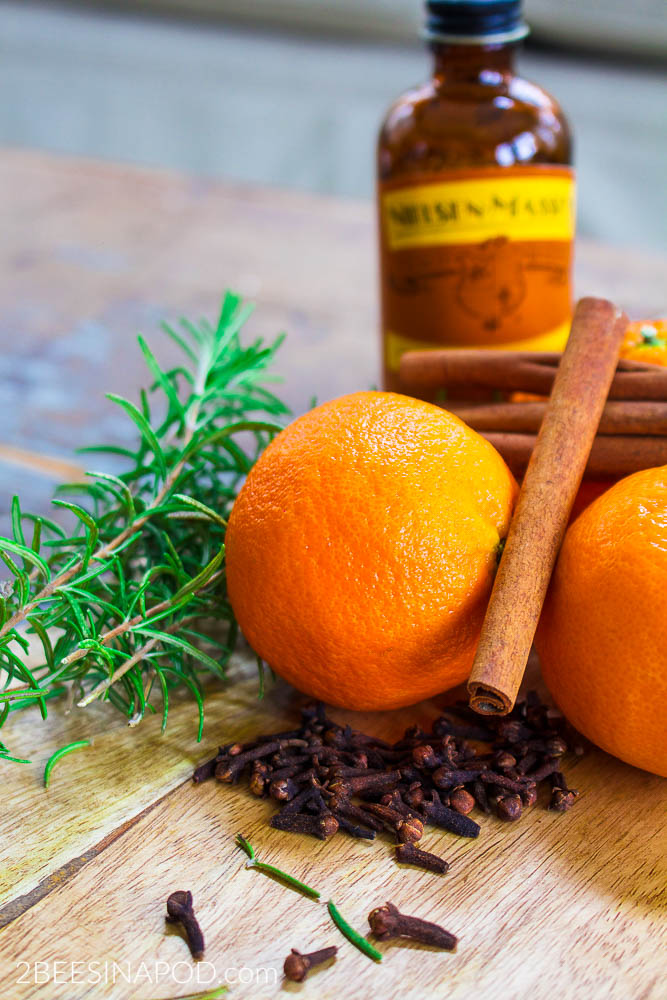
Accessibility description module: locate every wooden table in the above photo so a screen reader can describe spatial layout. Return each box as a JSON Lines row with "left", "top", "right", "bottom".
{"left": 0, "top": 149, "right": 665, "bottom": 1000}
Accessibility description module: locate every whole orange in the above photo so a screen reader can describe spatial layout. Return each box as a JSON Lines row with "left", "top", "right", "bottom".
{"left": 536, "top": 467, "right": 667, "bottom": 776}
{"left": 226, "top": 391, "right": 517, "bottom": 710}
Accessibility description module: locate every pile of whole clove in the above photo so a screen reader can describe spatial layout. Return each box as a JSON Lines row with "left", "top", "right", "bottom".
{"left": 194, "top": 694, "right": 582, "bottom": 872}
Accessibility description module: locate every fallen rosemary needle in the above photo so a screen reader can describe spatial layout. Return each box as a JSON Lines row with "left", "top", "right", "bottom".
{"left": 327, "top": 900, "right": 383, "bottom": 962}
{"left": 43, "top": 739, "right": 91, "bottom": 788}
{"left": 0, "top": 292, "right": 288, "bottom": 761}
{"left": 146, "top": 987, "right": 228, "bottom": 1000}
{"left": 235, "top": 833, "right": 321, "bottom": 899}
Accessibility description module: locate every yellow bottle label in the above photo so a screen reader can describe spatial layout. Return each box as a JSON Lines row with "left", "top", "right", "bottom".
{"left": 379, "top": 166, "right": 576, "bottom": 375}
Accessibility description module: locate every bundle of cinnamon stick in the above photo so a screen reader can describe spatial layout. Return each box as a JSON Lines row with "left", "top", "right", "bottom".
{"left": 398, "top": 299, "right": 664, "bottom": 721}
{"left": 399, "top": 346, "right": 667, "bottom": 479}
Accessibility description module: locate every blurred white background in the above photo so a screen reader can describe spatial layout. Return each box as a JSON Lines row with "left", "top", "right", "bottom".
{"left": 1, "top": 0, "right": 665, "bottom": 251}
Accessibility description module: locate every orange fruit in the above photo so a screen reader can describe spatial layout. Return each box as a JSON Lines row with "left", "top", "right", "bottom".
{"left": 226, "top": 391, "right": 517, "bottom": 710}
{"left": 536, "top": 467, "right": 667, "bottom": 776}
{"left": 620, "top": 318, "right": 667, "bottom": 366}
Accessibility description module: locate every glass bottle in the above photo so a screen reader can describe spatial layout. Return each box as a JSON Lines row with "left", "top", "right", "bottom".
{"left": 378, "top": 0, "right": 574, "bottom": 391}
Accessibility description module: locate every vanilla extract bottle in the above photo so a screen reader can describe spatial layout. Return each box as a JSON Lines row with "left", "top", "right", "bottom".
{"left": 378, "top": 0, "right": 574, "bottom": 390}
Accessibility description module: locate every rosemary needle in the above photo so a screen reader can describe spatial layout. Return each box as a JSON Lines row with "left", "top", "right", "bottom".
{"left": 43, "top": 739, "right": 91, "bottom": 788}
{"left": 235, "top": 833, "right": 321, "bottom": 900}
{"left": 146, "top": 987, "right": 228, "bottom": 1000}
{"left": 327, "top": 900, "right": 382, "bottom": 962}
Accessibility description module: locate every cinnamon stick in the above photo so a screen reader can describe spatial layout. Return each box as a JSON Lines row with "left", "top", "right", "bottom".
{"left": 467, "top": 298, "right": 628, "bottom": 716}
{"left": 480, "top": 432, "right": 667, "bottom": 479}
{"left": 447, "top": 400, "right": 667, "bottom": 437}
{"left": 399, "top": 348, "right": 667, "bottom": 400}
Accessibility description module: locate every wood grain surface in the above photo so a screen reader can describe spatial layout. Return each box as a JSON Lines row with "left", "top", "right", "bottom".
{"left": 0, "top": 149, "right": 666, "bottom": 1000}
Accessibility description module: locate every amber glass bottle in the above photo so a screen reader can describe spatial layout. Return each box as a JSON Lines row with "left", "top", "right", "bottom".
{"left": 378, "top": 0, "right": 574, "bottom": 390}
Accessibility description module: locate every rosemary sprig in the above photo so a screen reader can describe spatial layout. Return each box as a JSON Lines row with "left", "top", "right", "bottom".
{"left": 0, "top": 292, "right": 288, "bottom": 757}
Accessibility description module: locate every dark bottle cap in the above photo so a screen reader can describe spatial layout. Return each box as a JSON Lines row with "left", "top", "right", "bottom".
{"left": 425, "top": 1, "right": 529, "bottom": 45}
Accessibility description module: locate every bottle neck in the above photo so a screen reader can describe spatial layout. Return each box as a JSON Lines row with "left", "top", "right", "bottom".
{"left": 430, "top": 41, "right": 517, "bottom": 83}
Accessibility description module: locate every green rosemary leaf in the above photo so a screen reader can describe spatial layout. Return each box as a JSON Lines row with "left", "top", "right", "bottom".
{"left": 43, "top": 739, "right": 91, "bottom": 787}
{"left": 78, "top": 639, "right": 116, "bottom": 669}
{"left": 125, "top": 666, "right": 147, "bottom": 721}
{"left": 76, "top": 443, "right": 137, "bottom": 460}
{"left": 257, "top": 656, "right": 266, "bottom": 699}
{"left": 0, "top": 537, "right": 51, "bottom": 582}
{"left": 327, "top": 901, "right": 382, "bottom": 962}
{"left": 57, "top": 590, "right": 89, "bottom": 639}
{"left": 154, "top": 666, "right": 169, "bottom": 732}
{"left": 0, "top": 551, "right": 27, "bottom": 606}
{"left": 235, "top": 834, "right": 321, "bottom": 899}
{"left": 106, "top": 393, "right": 167, "bottom": 481}
{"left": 61, "top": 586, "right": 124, "bottom": 620}
{"left": 139, "top": 387, "right": 151, "bottom": 423}
{"left": 0, "top": 751, "right": 31, "bottom": 763}
{"left": 30, "top": 518, "right": 42, "bottom": 555}
{"left": 22, "top": 511, "right": 66, "bottom": 539}
{"left": 51, "top": 500, "right": 99, "bottom": 549}
{"left": 11, "top": 496, "right": 26, "bottom": 548}
{"left": 235, "top": 833, "right": 255, "bottom": 860}
{"left": 26, "top": 618, "right": 54, "bottom": 669}
{"left": 7, "top": 629, "right": 30, "bottom": 654}
{"left": 126, "top": 564, "right": 178, "bottom": 617}
{"left": 160, "top": 666, "right": 204, "bottom": 741}
{"left": 102, "top": 529, "right": 143, "bottom": 559}
{"left": 86, "top": 471, "right": 137, "bottom": 518}
{"left": 145, "top": 984, "right": 228, "bottom": 1000}
{"left": 161, "top": 320, "right": 198, "bottom": 364}
{"left": 131, "top": 628, "right": 226, "bottom": 679}
{"left": 138, "top": 334, "right": 185, "bottom": 423}
{"left": 171, "top": 494, "right": 227, "bottom": 527}
{"left": 180, "top": 420, "right": 283, "bottom": 462}
{"left": 0, "top": 650, "right": 48, "bottom": 720}
{"left": 171, "top": 547, "right": 225, "bottom": 603}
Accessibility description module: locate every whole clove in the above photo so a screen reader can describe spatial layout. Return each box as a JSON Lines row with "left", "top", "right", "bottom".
{"left": 520, "top": 784, "right": 538, "bottom": 808}
{"left": 423, "top": 792, "right": 481, "bottom": 838}
{"left": 432, "top": 767, "right": 486, "bottom": 789}
{"left": 449, "top": 787, "right": 476, "bottom": 816}
{"left": 165, "top": 891, "right": 205, "bottom": 960}
{"left": 396, "top": 816, "right": 425, "bottom": 843}
{"left": 493, "top": 750, "right": 517, "bottom": 770}
{"left": 333, "top": 813, "right": 376, "bottom": 839}
{"left": 269, "top": 777, "right": 299, "bottom": 801}
{"left": 330, "top": 772, "right": 400, "bottom": 796}
{"left": 526, "top": 757, "right": 562, "bottom": 782}
{"left": 270, "top": 811, "right": 339, "bottom": 840}
{"left": 395, "top": 842, "right": 449, "bottom": 874}
{"left": 496, "top": 794, "right": 523, "bottom": 821}
{"left": 283, "top": 946, "right": 338, "bottom": 982}
{"left": 550, "top": 787, "right": 579, "bottom": 811}
{"left": 480, "top": 771, "right": 527, "bottom": 794}
{"left": 368, "top": 901, "right": 457, "bottom": 950}
{"left": 472, "top": 779, "right": 491, "bottom": 814}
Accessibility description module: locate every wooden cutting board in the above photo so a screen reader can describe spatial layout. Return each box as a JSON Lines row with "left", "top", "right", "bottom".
{"left": 0, "top": 648, "right": 665, "bottom": 1000}
{"left": 0, "top": 151, "right": 665, "bottom": 1000}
